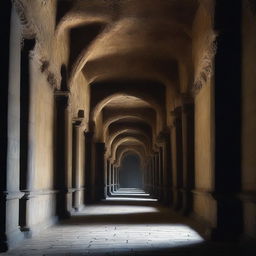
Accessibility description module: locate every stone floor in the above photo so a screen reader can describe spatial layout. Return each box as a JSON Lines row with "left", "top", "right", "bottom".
{"left": 2, "top": 189, "right": 256, "bottom": 256}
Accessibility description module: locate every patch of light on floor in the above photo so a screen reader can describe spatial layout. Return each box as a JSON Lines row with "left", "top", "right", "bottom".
{"left": 112, "top": 193, "right": 151, "bottom": 196}
{"left": 5, "top": 194, "right": 205, "bottom": 255}
{"left": 79, "top": 224, "right": 204, "bottom": 253}
{"left": 77, "top": 204, "right": 159, "bottom": 215}
{"left": 106, "top": 197, "right": 157, "bottom": 201}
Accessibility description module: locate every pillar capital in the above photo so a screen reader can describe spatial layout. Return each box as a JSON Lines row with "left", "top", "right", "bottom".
{"left": 84, "top": 131, "right": 94, "bottom": 138}
{"left": 156, "top": 128, "right": 170, "bottom": 144}
{"left": 170, "top": 107, "right": 182, "bottom": 128}
{"left": 54, "top": 90, "right": 71, "bottom": 108}
{"left": 170, "top": 106, "right": 182, "bottom": 117}
{"left": 73, "top": 117, "right": 84, "bottom": 127}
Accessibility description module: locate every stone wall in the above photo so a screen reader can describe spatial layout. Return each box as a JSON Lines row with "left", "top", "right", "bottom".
{"left": 15, "top": 0, "right": 90, "bottom": 234}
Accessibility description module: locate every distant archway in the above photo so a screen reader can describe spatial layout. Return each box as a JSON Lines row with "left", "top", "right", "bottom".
{"left": 119, "top": 154, "right": 143, "bottom": 189}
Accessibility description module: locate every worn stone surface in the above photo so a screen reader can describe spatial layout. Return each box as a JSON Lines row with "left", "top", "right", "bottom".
{"left": 2, "top": 194, "right": 253, "bottom": 256}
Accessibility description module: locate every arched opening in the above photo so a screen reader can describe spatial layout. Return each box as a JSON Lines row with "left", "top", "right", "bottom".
{"left": 119, "top": 154, "right": 143, "bottom": 189}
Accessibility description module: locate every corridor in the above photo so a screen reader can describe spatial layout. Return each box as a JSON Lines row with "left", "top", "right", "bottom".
{"left": 1, "top": 189, "right": 244, "bottom": 256}
{"left": 1, "top": 0, "right": 256, "bottom": 254}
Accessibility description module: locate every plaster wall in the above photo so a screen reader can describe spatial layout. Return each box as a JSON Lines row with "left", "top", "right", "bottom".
{"left": 242, "top": 1, "right": 256, "bottom": 239}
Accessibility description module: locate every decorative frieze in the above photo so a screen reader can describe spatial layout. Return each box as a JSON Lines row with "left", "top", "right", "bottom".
{"left": 40, "top": 59, "right": 59, "bottom": 89}
{"left": 193, "top": 38, "right": 217, "bottom": 95}
{"left": 12, "top": 0, "right": 36, "bottom": 39}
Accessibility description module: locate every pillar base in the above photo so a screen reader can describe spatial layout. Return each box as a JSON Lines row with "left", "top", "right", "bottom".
{"left": 181, "top": 189, "right": 193, "bottom": 216}
{"left": 172, "top": 189, "right": 183, "bottom": 211}
{"left": 0, "top": 229, "right": 24, "bottom": 252}
{"left": 206, "top": 227, "right": 242, "bottom": 242}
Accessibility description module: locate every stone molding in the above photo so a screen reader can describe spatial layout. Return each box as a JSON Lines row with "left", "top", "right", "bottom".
{"left": 0, "top": 190, "right": 25, "bottom": 200}
{"left": 192, "top": 189, "right": 215, "bottom": 199}
{"left": 156, "top": 129, "right": 170, "bottom": 144}
{"left": 54, "top": 90, "right": 71, "bottom": 108}
{"left": 73, "top": 117, "right": 84, "bottom": 126}
{"left": 192, "top": 189, "right": 245, "bottom": 202}
{"left": 238, "top": 191, "right": 256, "bottom": 203}
{"left": 20, "top": 189, "right": 59, "bottom": 199}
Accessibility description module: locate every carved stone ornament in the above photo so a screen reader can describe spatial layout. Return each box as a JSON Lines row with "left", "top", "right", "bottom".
{"left": 12, "top": 0, "right": 37, "bottom": 39}
{"left": 40, "top": 59, "right": 59, "bottom": 88}
{"left": 73, "top": 117, "right": 84, "bottom": 127}
{"left": 192, "top": 34, "right": 217, "bottom": 95}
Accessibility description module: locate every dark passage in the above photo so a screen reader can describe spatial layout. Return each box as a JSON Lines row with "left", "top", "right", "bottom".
{"left": 119, "top": 154, "right": 143, "bottom": 189}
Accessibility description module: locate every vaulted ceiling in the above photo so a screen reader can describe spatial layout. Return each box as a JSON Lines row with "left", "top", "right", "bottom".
{"left": 55, "top": 0, "right": 204, "bottom": 167}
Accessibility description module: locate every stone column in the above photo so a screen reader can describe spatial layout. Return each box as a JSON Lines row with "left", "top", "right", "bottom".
{"left": 144, "top": 163, "right": 149, "bottom": 192}
{"left": 106, "top": 160, "right": 112, "bottom": 196}
{"left": 0, "top": 3, "right": 24, "bottom": 251}
{"left": 94, "top": 142, "right": 105, "bottom": 201}
{"left": 84, "top": 132, "right": 93, "bottom": 203}
{"left": 166, "top": 129, "right": 173, "bottom": 206}
{"left": 158, "top": 149, "right": 163, "bottom": 201}
{"left": 144, "top": 162, "right": 148, "bottom": 192}
{"left": 112, "top": 164, "right": 115, "bottom": 193}
{"left": 150, "top": 157, "right": 154, "bottom": 195}
{"left": 112, "top": 166, "right": 115, "bottom": 192}
{"left": 117, "top": 167, "right": 120, "bottom": 190}
{"left": 171, "top": 107, "right": 183, "bottom": 210}
{"left": 154, "top": 153, "right": 159, "bottom": 197}
{"left": 109, "top": 162, "right": 113, "bottom": 195}
{"left": 157, "top": 130, "right": 172, "bottom": 205}
{"left": 104, "top": 158, "right": 108, "bottom": 198}
{"left": 181, "top": 96, "right": 195, "bottom": 215}
{"left": 72, "top": 118, "right": 83, "bottom": 211}
{"left": 114, "top": 167, "right": 118, "bottom": 191}
{"left": 54, "top": 90, "right": 73, "bottom": 217}
{"left": 19, "top": 39, "right": 36, "bottom": 236}
{"left": 153, "top": 155, "right": 156, "bottom": 196}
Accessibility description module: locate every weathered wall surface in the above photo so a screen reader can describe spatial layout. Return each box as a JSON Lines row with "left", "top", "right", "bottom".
{"left": 242, "top": 1, "right": 256, "bottom": 240}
